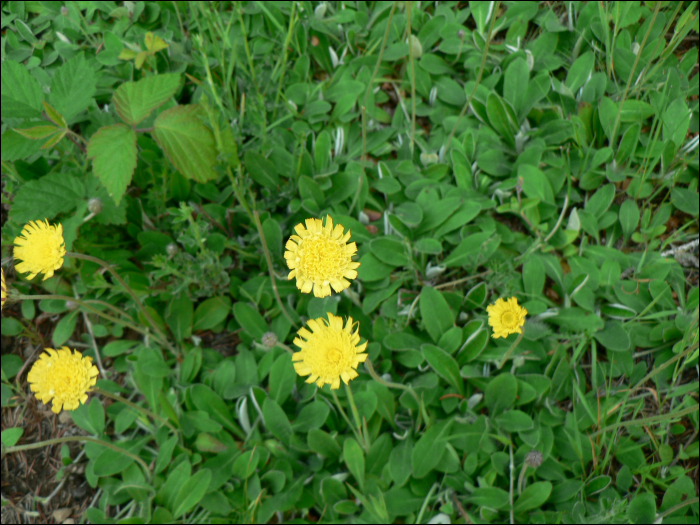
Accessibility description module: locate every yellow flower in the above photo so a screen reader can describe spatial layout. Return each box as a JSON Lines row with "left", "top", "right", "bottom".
{"left": 1, "top": 268, "right": 6, "bottom": 311}
{"left": 14, "top": 219, "right": 66, "bottom": 281}
{"left": 284, "top": 216, "right": 360, "bottom": 298}
{"left": 487, "top": 297, "right": 527, "bottom": 339}
{"left": 28, "top": 347, "right": 99, "bottom": 414}
{"left": 292, "top": 313, "right": 368, "bottom": 389}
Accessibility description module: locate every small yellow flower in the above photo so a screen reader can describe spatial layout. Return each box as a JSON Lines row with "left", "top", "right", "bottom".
{"left": 284, "top": 216, "right": 360, "bottom": 298}
{"left": 1, "top": 268, "right": 6, "bottom": 311}
{"left": 292, "top": 313, "right": 368, "bottom": 389}
{"left": 487, "top": 297, "right": 527, "bottom": 339}
{"left": 28, "top": 347, "right": 99, "bottom": 414}
{"left": 14, "top": 219, "right": 66, "bottom": 281}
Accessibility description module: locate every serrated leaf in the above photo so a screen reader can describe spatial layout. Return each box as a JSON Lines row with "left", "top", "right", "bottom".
{"left": 145, "top": 32, "right": 169, "bottom": 53}
{"left": 87, "top": 124, "right": 137, "bottom": 206}
{"left": 14, "top": 125, "right": 60, "bottom": 140}
{"left": 1, "top": 61, "right": 44, "bottom": 118}
{"left": 153, "top": 104, "right": 218, "bottom": 183}
{"left": 113, "top": 73, "right": 180, "bottom": 125}
{"left": 42, "top": 101, "right": 67, "bottom": 128}
{"left": 1, "top": 127, "right": 44, "bottom": 161}
{"left": 9, "top": 171, "right": 84, "bottom": 224}
{"left": 40, "top": 130, "right": 67, "bottom": 150}
{"left": 48, "top": 54, "right": 96, "bottom": 122}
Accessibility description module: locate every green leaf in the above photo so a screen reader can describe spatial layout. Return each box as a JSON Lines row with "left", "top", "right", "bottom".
{"left": 1, "top": 61, "right": 44, "bottom": 118}
{"left": 269, "top": 353, "right": 296, "bottom": 405}
{"left": 565, "top": 52, "right": 594, "bottom": 92}
{"left": 48, "top": 54, "right": 96, "bottom": 122}
{"left": 628, "top": 492, "right": 656, "bottom": 524}
{"left": 190, "top": 384, "right": 241, "bottom": 437}
{"left": 421, "top": 344, "right": 463, "bottom": 395}
{"left": 504, "top": 57, "right": 529, "bottom": 120}
{"left": 263, "top": 397, "right": 293, "bottom": 445}
{"left": 233, "top": 303, "right": 269, "bottom": 340}
{"left": 393, "top": 202, "right": 423, "bottom": 227}
{"left": 113, "top": 73, "right": 180, "bottom": 125}
{"left": 1, "top": 127, "right": 44, "bottom": 161}
{"left": 513, "top": 481, "right": 552, "bottom": 513}
{"left": 586, "top": 184, "right": 615, "bottom": 219}
{"left": 93, "top": 446, "right": 135, "bottom": 476}
{"left": 389, "top": 437, "right": 413, "bottom": 487}
{"left": 594, "top": 321, "right": 631, "bottom": 352}
{"left": 193, "top": 296, "right": 231, "bottom": 331}
{"left": 343, "top": 437, "right": 365, "bottom": 492}
{"left": 432, "top": 201, "right": 481, "bottom": 238}
{"left": 413, "top": 238, "right": 442, "bottom": 254}
{"left": 308, "top": 428, "right": 341, "bottom": 458}
{"left": 153, "top": 104, "right": 218, "bottom": 183}
{"left": 443, "top": 232, "right": 496, "bottom": 267}
{"left": 467, "top": 486, "right": 510, "bottom": 509}
{"left": 663, "top": 98, "right": 690, "bottom": 148}
{"left": 522, "top": 255, "right": 545, "bottom": 297}
{"left": 619, "top": 100, "right": 655, "bottom": 122}
{"left": 53, "top": 310, "right": 78, "bottom": 347}
{"left": 89, "top": 398, "right": 105, "bottom": 436}
{"left": 485, "top": 373, "right": 518, "bottom": 414}
{"left": 519, "top": 164, "right": 554, "bottom": 203}
{"left": 14, "top": 125, "right": 61, "bottom": 140}
{"left": 619, "top": 200, "right": 640, "bottom": 237}
{"left": 371, "top": 237, "right": 410, "bottom": 266}
{"left": 173, "top": 469, "right": 212, "bottom": 518}
{"left": 166, "top": 294, "right": 193, "bottom": 342}
{"left": 9, "top": 171, "right": 84, "bottom": 224}
{"left": 291, "top": 401, "right": 330, "bottom": 432}
{"left": 412, "top": 419, "right": 454, "bottom": 478}
{"left": 420, "top": 286, "right": 455, "bottom": 343}
{"left": 357, "top": 253, "right": 394, "bottom": 282}
{"left": 671, "top": 187, "right": 699, "bottom": 216}
{"left": 244, "top": 151, "right": 281, "bottom": 190}
{"left": 494, "top": 409, "right": 534, "bottom": 432}
{"left": 0, "top": 428, "right": 24, "bottom": 447}
{"left": 262, "top": 218, "right": 283, "bottom": 260}
{"left": 486, "top": 93, "right": 518, "bottom": 148}
{"left": 87, "top": 124, "right": 137, "bottom": 206}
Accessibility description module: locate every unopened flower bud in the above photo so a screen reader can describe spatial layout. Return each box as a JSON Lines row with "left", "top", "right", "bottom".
{"left": 409, "top": 34, "right": 422, "bottom": 58}
{"left": 87, "top": 198, "right": 103, "bottom": 215}
{"left": 65, "top": 300, "right": 79, "bottom": 311}
{"left": 262, "top": 332, "right": 278, "bottom": 348}
{"left": 166, "top": 243, "right": 179, "bottom": 257}
{"left": 525, "top": 450, "right": 543, "bottom": 468}
{"left": 420, "top": 152, "right": 438, "bottom": 166}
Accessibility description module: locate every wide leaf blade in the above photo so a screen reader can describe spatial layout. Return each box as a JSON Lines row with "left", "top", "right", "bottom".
{"left": 153, "top": 104, "right": 218, "bottom": 183}
{"left": 113, "top": 73, "right": 180, "bottom": 125}
{"left": 87, "top": 124, "right": 137, "bottom": 206}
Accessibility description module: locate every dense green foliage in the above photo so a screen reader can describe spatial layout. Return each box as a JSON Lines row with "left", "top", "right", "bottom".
{"left": 1, "top": 1, "right": 698, "bottom": 523}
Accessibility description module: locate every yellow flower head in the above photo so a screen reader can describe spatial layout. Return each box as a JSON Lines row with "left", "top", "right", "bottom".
{"left": 14, "top": 219, "right": 66, "bottom": 281}
{"left": 284, "top": 216, "right": 360, "bottom": 298}
{"left": 292, "top": 313, "right": 368, "bottom": 389}
{"left": 1, "top": 268, "right": 6, "bottom": 311}
{"left": 487, "top": 297, "right": 527, "bottom": 339}
{"left": 28, "top": 347, "right": 99, "bottom": 414}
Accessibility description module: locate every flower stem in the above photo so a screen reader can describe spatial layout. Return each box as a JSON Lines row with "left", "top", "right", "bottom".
{"left": 4, "top": 435, "right": 151, "bottom": 481}
{"left": 497, "top": 330, "right": 525, "bottom": 370}
{"left": 253, "top": 210, "right": 298, "bottom": 329}
{"left": 66, "top": 252, "right": 176, "bottom": 355}
{"left": 330, "top": 390, "right": 365, "bottom": 450}
{"left": 344, "top": 383, "right": 370, "bottom": 451}
{"left": 364, "top": 359, "right": 430, "bottom": 428}
{"left": 93, "top": 387, "right": 179, "bottom": 436}
{"left": 18, "top": 294, "right": 157, "bottom": 343}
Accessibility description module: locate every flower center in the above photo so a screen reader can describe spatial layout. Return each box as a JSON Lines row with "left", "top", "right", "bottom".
{"left": 326, "top": 347, "right": 342, "bottom": 365}
{"left": 300, "top": 235, "right": 343, "bottom": 278}
{"left": 501, "top": 311, "right": 516, "bottom": 326}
